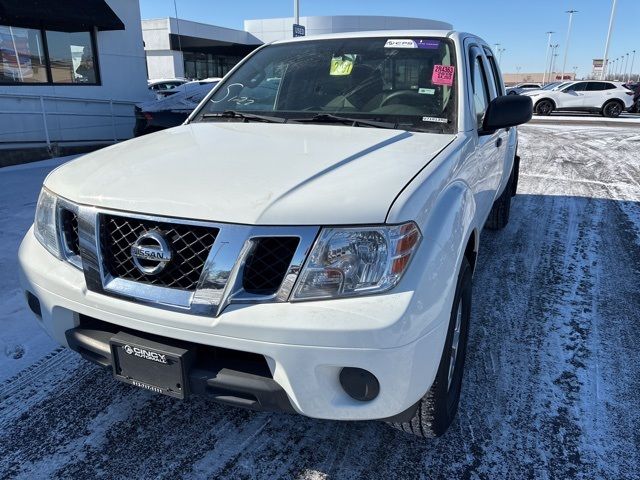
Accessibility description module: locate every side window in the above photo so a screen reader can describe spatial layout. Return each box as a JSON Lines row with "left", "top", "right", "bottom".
{"left": 563, "top": 82, "right": 587, "bottom": 92}
{"left": 471, "top": 55, "right": 490, "bottom": 129}
{"left": 586, "top": 82, "right": 605, "bottom": 91}
{"left": 604, "top": 83, "right": 617, "bottom": 90}
{"left": 483, "top": 48, "right": 503, "bottom": 96}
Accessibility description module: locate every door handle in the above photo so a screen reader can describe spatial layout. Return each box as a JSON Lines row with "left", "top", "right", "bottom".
{"left": 496, "top": 137, "right": 503, "bottom": 148}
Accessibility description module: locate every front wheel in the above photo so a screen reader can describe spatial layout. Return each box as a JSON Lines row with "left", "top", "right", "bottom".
{"left": 535, "top": 99, "right": 554, "bottom": 116}
{"left": 388, "top": 258, "right": 472, "bottom": 439}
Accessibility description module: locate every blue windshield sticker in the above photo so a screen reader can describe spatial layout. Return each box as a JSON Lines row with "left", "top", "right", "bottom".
{"left": 385, "top": 39, "right": 417, "bottom": 48}
{"left": 415, "top": 39, "right": 440, "bottom": 49}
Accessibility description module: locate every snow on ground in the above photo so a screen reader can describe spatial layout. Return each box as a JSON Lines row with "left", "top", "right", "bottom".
{"left": 0, "top": 156, "right": 76, "bottom": 382}
{"left": 1, "top": 128, "right": 639, "bottom": 479}
{"left": 532, "top": 112, "right": 640, "bottom": 123}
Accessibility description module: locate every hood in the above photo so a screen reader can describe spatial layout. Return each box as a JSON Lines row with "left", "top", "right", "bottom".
{"left": 45, "top": 123, "right": 455, "bottom": 225}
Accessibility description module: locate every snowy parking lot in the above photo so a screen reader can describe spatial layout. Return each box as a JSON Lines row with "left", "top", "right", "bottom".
{"left": 1, "top": 124, "right": 640, "bottom": 479}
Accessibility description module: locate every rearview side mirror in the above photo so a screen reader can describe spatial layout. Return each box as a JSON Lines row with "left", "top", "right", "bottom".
{"left": 480, "top": 95, "right": 533, "bottom": 135}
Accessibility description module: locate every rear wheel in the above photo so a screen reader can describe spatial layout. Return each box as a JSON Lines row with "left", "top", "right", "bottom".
{"left": 388, "top": 258, "right": 472, "bottom": 439}
{"left": 485, "top": 169, "right": 514, "bottom": 230}
{"left": 602, "top": 100, "right": 623, "bottom": 118}
{"left": 535, "top": 99, "right": 554, "bottom": 115}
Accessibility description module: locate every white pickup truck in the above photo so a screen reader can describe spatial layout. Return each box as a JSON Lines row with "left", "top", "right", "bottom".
{"left": 18, "top": 30, "right": 531, "bottom": 439}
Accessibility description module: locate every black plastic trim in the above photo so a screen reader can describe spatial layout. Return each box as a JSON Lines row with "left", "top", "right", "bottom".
{"left": 65, "top": 317, "right": 296, "bottom": 414}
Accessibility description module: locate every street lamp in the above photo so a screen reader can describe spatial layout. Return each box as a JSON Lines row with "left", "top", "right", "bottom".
{"left": 499, "top": 48, "right": 506, "bottom": 66}
{"left": 548, "top": 45, "right": 559, "bottom": 79}
{"left": 624, "top": 52, "right": 630, "bottom": 81}
{"left": 601, "top": 0, "right": 618, "bottom": 80}
{"left": 543, "top": 31, "right": 555, "bottom": 84}
{"left": 551, "top": 52, "right": 560, "bottom": 79}
{"left": 561, "top": 10, "right": 578, "bottom": 81}
{"left": 618, "top": 55, "right": 624, "bottom": 79}
{"left": 629, "top": 50, "right": 636, "bottom": 82}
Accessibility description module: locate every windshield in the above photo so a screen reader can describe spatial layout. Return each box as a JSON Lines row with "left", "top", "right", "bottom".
{"left": 193, "top": 37, "right": 457, "bottom": 133}
{"left": 542, "top": 82, "right": 569, "bottom": 91}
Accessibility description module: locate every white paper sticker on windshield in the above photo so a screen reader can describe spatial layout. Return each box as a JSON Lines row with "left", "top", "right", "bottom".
{"left": 385, "top": 39, "right": 417, "bottom": 48}
{"left": 419, "top": 88, "right": 435, "bottom": 95}
{"left": 422, "top": 116, "right": 448, "bottom": 123}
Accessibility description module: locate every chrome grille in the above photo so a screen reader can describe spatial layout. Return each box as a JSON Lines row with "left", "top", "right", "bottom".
{"left": 242, "top": 237, "right": 300, "bottom": 295}
{"left": 100, "top": 215, "right": 218, "bottom": 291}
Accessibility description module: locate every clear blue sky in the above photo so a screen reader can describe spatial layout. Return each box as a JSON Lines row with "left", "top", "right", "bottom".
{"left": 140, "top": 0, "right": 640, "bottom": 78}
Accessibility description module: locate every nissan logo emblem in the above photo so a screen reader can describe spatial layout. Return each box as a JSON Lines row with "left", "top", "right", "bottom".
{"left": 130, "top": 230, "right": 172, "bottom": 275}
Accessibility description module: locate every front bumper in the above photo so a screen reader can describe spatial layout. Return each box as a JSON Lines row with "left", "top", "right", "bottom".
{"left": 18, "top": 227, "right": 451, "bottom": 420}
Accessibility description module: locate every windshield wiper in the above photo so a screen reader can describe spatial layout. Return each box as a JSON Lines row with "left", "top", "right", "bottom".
{"left": 201, "top": 110, "right": 287, "bottom": 123}
{"left": 290, "top": 113, "right": 400, "bottom": 129}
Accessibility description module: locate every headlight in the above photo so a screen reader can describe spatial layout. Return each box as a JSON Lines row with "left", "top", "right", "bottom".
{"left": 291, "top": 222, "right": 421, "bottom": 301}
{"left": 34, "top": 188, "right": 61, "bottom": 258}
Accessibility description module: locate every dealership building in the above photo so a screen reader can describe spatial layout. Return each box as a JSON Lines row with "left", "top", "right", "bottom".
{"left": 1, "top": 5, "right": 451, "bottom": 163}
{"left": 143, "top": 15, "right": 452, "bottom": 81}
{"left": 0, "top": 0, "right": 149, "bottom": 163}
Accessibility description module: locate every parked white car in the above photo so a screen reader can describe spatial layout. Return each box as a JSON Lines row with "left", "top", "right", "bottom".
{"left": 524, "top": 80, "right": 634, "bottom": 117}
{"left": 18, "top": 31, "right": 532, "bottom": 439}
{"left": 505, "top": 83, "right": 542, "bottom": 95}
{"left": 147, "top": 78, "right": 187, "bottom": 92}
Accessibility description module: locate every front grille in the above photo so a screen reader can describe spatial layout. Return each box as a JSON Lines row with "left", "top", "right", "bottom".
{"left": 100, "top": 215, "right": 218, "bottom": 291}
{"left": 60, "top": 209, "right": 80, "bottom": 256}
{"left": 242, "top": 237, "right": 300, "bottom": 295}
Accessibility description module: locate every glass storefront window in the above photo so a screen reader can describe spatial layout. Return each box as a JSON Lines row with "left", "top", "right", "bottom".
{"left": 46, "top": 30, "right": 97, "bottom": 84}
{"left": 183, "top": 52, "right": 242, "bottom": 80}
{"left": 0, "top": 25, "right": 48, "bottom": 83}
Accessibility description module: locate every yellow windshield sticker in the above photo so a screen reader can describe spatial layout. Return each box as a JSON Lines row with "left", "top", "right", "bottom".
{"left": 330, "top": 55, "right": 355, "bottom": 76}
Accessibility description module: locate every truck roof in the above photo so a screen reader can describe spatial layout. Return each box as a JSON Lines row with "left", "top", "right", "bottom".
{"left": 271, "top": 30, "right": 478, "bottom": 45}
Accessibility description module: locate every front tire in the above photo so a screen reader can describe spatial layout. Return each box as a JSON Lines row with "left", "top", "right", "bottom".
{"left": 389, "top": 258, "right": 473, "bottom": 439}
{"left": 535, "top": 99, "right": 554, "bottom": 116}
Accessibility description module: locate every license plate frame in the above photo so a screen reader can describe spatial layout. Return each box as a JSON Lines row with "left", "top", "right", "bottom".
{"left": 110, "top": 332, "right": 193, "bottom": 399}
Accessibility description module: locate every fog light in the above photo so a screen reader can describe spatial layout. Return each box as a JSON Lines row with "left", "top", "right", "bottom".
{"left": 26, "top": 291, "right": 41, "bottom": 317}
{"left": 339, "top": 367, "right": 380, "bottom": 402}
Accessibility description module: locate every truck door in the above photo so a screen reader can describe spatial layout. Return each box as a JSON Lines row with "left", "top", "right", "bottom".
{"left": 468, "top": 46, "right": 505, "bottom": 215}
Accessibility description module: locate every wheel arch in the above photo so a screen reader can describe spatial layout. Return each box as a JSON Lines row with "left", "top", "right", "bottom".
{"left": 602, "top": 98, "right": 624, "bottom": 109}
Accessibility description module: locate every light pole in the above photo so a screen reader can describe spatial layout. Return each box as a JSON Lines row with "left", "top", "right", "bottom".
{"left": 551, "top": 53, "right": 560, "bottom": 79}
{"left": 294, "top": 0, "right": 300, "bottom": 25}
{"left": 561, "top": 10, "right": 578, "bottom": 81}
{"left": 624, "top": 52, "right": 630, "bottom": 81}
{"left": 543, "top": 31, "right": 555, "bottom": 84}
{"left": 629, "top": 50, "right": 636, "bottom": 82}
{"left": 611, "top": 58, "right": 617, "bottom": 80}
{"left": 618, "top": 56, "right": 624, "bottom": 79}
{"left": 499, "top": 48, "right": 506, "bottom": 66}
{"left": 601, "top": 0, "right": 618, "bottom": 80}
{"left": 573, "top": 66, "right": 578, "bottom": 80}
{"left": 549, "top": 45, "right": 559, "bottom": 80}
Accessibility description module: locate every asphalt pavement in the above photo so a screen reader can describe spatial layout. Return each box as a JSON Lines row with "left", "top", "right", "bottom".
{"left": 1, "top": 125, "right": 639, "bottom": 479}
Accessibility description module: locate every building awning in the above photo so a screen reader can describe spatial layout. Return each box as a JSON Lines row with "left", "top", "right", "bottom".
{"left": 0, "top": 0, "right": 125, "bottom": 32}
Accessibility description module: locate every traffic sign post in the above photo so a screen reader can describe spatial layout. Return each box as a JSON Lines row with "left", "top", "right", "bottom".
{"left": 293, "top": 24, "right": 306, "bottom": 37}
